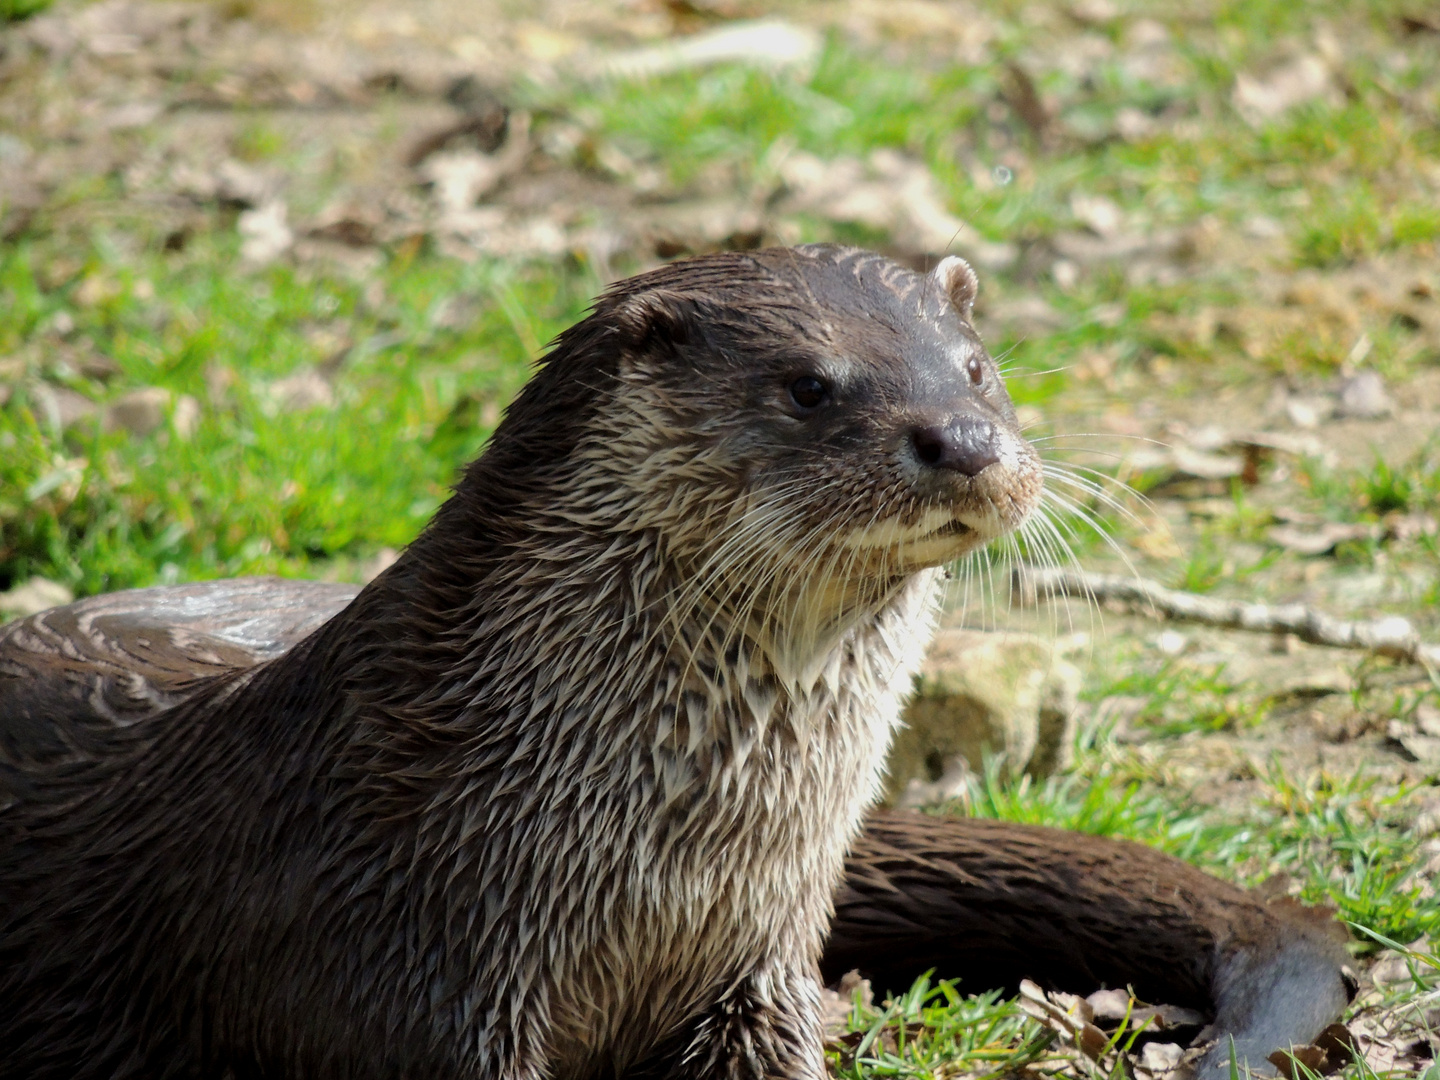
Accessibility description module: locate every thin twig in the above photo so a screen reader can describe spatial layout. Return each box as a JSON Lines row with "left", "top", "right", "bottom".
{"left": 1013, "top": 567, "right": 1440, "bottom": 669}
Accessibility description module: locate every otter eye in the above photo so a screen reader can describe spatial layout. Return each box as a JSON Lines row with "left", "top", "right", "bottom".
{"left": 789, "top": 375, "right": 827, "bottom": 411}
{"left": 966, "top": 355, "right": 984, "bottom": 386}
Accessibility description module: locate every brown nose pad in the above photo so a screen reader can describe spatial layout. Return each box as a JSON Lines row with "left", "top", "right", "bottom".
{"left": 910, "top": 417, "right": 999, "bottom": 476}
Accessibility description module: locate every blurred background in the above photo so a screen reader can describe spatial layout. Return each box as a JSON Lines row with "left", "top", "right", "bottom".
{"left": 1, "top": 0, "right": 1438, "bottom": 1070}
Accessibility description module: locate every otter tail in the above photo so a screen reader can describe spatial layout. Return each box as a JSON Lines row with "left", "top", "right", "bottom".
{"left": 826, "top": 811, "right": 1351, "bottom": 1074}
{"left": 1197, "top": 907, "right": 1353, "bottom": 1075}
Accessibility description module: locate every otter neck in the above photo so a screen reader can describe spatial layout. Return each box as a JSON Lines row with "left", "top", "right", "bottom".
{"left": 662, "top": 561, "right": 919, "bottom": 696}
{"left": 333, "top": 494, "right": 934, "bottom": 785}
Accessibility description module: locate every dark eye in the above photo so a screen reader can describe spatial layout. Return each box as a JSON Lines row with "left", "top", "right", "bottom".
{"left": 966, "top": 355, "right": 984, "bottom": 385}
{"left": 789, "top": 375, "right": 827, "bottom": 411}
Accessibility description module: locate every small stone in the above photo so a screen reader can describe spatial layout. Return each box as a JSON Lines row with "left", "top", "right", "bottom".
{"left": 886, "top": 629, "right": 1081, "bottom": 805}
{"left": 420, "top": 150, "right": 507, "bottom": 214}
{"left": 73, "top": 274, "right": 120, "bottom": 308}
{"left": 1270, "top": 631, "right": 1300, "bottom": 654}
{"left": 0, "top": 577, "right": 74, "bottom": 623}
{"left": 1071, "top": 193, "right": 1123, "bottom": 237}
{"left": 1368, "top": 951, "right": 1419, "bottom": 990}
{"left": 77, "top": 352, "right": 123, "bottom": 382}
{"left": 44, "top": 310, "right": 77, "bottom": 337}
{"left": 199, "top": 359, "right": 235, "bottom": 400}
{"left": 1233, "top": 55, "right": 1337, "bottom": 125}
{"left": 106, "top": 101, "right": 164, "bottom": 131}
{"left": 104, "top": 387, "right": 171, "bottom": 436}
{"left": 172, "top": 394, "right": 201, "bottom": 440}
{"left": 265, "top": 369, "right": 334, "bottom": 412}
{"left": 1156, "top": 630, "right": 1188, "bottom": 656}
{"left": 1336, "top": 370, "right": 1394, "bottom": 419}
{"left": 1285, "top": 396, "right": 1329, "bottom": 429}
{"left": 1268, "top": 521, "right": 1379, "bottom": 556}
{"left": 1168, "top": 445, "right": 1245, "bottom": 480}
{"left": 1070, "top": 0, "right": 1118, "bottom": 24}
{"left": 1244, "top": 215, "right": 1285, "bottom": 239}
{"left": 1125, "top": 19, "right": 1171, "bottom": 49}
{"left": 1113, "top": 106, "right": 1155, "bottom": 142}
{"left": 214, "top": 159, "right": 271, "bottom": 208}
{"left": 775, "top": 148, "right": 1005, "bottom": 264}
{"left": 1397, "top": 732, "right": 1440, "bottom": 765}
{"left": 1416, "top": 704, "right": 1440, "bottom": 738}
{"left": 239, "top": 201, "right": 294, "bottom": 266}
{"left": 171, "top": 164, "right": 218, "bottom": 203}
{"left": 31, "top": 383, "right": 98, "bottom": 430}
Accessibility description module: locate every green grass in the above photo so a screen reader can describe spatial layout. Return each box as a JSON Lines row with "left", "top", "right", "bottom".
{"left": 828, "top": 977, "right": 1049, "bottom": 1080}
{"left": 4, "top": 1, "right": 1440, "bottom": 1074}
{"left": 0, "top": 0, "right": 50, "bottom": 22}
{"left": 0, "top": 239, "right": 600, "bottom": 591}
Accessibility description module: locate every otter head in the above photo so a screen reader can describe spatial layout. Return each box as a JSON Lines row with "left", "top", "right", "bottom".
{"left": 471, "top": 245, "right": 1041, "bottom": 633}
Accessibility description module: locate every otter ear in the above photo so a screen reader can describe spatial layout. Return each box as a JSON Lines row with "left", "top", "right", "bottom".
{"left": 615, "top": 291, "right": 698, "bottom": 353}
{"left": 930, "top": 256, "right": 979, "bottom": 320}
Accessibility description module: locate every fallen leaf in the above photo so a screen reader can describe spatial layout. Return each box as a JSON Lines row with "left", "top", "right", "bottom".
{"left": 264, "top": 369, "right": 334, "bottom": 413}
{"left": 1268, "top": 1044, "right": 1332, "bottom": 1078}
{"left": 1138, "top": 1041, "right": 1184, "bottom": 1074}
{"left": 1268, "top": 521, "right": 1381, "bottom": 556}
{"left": 238, "top": 201, "right": 294, "bottom": 265}
{"left": 1233, "top": 55, "right": 1339, "bottom": 124}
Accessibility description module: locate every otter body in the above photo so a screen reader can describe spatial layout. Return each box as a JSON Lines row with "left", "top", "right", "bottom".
{"left": 0, "top": 580, "right": 1355, "bottom": 1078}
{"left": 1, "top": 247, "right": 1043, "bottom": 1078}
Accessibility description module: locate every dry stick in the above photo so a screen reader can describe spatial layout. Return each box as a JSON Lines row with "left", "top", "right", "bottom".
{"left": 1013, "top": 567, "right": 1440, "bottom": 670}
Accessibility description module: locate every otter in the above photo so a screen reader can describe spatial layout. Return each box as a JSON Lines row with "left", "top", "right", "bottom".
{"left": 0, "top": 246, "right": 1349, "bottom": 1078}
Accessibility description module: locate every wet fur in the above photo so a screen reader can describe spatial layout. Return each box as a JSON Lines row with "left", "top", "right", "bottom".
{"left": 0, "top": 247, "right": 1351, "bottom": 1078}
{"left": 0, "top": 576, "right": 1355, "bottom": 1078}
{"left": 0, "top": 246, "right": 1041, "bottom": 1079}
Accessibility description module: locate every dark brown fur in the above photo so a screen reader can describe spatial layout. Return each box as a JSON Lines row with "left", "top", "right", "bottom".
{"left": 0, "top": 578, "right": 1353, "bottom": 1075}
{"left": 0, "top": 247, "right": 1347, "bottom": 1079}
{"left": 2, "top": 245, "right": 1044, "bottom": 1080}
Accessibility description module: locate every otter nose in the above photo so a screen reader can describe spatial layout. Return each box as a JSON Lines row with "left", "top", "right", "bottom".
{"left": 911, "top": 417, "right": 1000, "bottom": 476}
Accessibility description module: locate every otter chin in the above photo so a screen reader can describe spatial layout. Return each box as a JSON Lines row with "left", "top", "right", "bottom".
{"left": 1, "top": 245, "right": 1038, "bottom": 1079}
